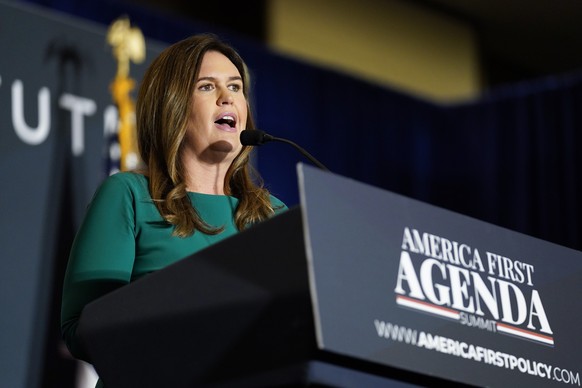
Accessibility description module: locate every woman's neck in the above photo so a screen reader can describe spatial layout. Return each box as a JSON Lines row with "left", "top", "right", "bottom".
{"left": 183, "top": 160, "right": 230, "bottom": 195}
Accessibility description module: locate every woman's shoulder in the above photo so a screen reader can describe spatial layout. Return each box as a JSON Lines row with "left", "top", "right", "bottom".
{"left": 95, "top": 171, "right": 150, "bottom": 199}
{"left": 268, "top": 194, "right": 288, "bottom": 214}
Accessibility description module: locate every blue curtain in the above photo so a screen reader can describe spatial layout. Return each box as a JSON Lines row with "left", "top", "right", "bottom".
{"left": 440, "top": 76, "right": 582, "bottom": 250}
{"left": 250, "top": 54, "right": 582, "bottom": 251}
{"left": 22, "top": 0, "right": 582, "bottom": 251}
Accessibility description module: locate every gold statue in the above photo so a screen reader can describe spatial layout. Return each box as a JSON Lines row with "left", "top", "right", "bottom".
{"left": 107, "top": 16, "right": 145, "bottom": 172}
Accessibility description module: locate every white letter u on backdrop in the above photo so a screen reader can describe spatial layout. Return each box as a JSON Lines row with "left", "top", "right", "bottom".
{"left": 12, "top": 79, "right": 51, "bottom": 145}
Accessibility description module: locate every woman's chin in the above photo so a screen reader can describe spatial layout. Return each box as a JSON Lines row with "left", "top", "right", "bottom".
{"left": 204, "top": 140, "right": 241, "bottom": 161}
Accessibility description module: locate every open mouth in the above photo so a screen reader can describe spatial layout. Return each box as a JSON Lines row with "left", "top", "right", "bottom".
{"left": 214, "top": 114, "right": 237, "bottom": 129}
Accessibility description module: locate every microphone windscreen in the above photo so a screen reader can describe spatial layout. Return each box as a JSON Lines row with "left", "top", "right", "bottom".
{"left": 240, "top": 130, "right": 266, "bottom": 146}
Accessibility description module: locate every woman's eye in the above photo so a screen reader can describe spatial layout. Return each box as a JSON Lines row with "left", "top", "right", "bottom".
{"left": 229, "top": 84, "right": 242, "bottom": 92}
{"left": 198, "top": 84, "right": 214, "bottom": 91}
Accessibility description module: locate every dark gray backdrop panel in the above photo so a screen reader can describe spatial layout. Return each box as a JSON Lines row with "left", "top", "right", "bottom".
{"left": 0, "top": 2, "right": 163, "bottom": 387}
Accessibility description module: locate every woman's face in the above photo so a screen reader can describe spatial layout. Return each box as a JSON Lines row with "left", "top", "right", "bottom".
{"left": 183, "top": 50, "right": 248, "bottom": 164}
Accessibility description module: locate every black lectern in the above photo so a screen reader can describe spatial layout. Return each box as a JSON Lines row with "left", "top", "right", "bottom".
{"left": 79, "top": 165, "right": 582, "bottom": 387}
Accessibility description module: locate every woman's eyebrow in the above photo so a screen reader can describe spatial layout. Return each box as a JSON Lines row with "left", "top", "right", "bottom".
{"left": 196, "top": 76, "right": 243, "bottom": 82}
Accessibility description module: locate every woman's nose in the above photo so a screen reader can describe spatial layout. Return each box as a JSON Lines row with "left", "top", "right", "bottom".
{"left": 217, "top": 88, "right": 234, "bottom": 105}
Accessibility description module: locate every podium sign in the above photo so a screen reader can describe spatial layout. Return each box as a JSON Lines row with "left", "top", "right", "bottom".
{"left": 298, "top": 164, "right": 582, "bottom": 387}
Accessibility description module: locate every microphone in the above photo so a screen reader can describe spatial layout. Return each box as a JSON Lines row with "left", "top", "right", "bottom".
{"left": 240, "top": 129, "right": 329, "bottom": 171}
{"left": 240, "top": 129, "right": 274, "bottom": 146}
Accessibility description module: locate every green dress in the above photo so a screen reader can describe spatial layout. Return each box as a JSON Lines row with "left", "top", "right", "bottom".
{"left": 61, "top": 171, "right": 287, "bottom": 362}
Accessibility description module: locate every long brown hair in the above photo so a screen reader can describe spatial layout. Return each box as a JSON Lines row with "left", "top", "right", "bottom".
{"left": 136, "top": 34, "right": 275, "bottom": 237}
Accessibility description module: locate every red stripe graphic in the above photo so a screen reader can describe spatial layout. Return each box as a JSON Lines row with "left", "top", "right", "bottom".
{"left": 395, "top": 295, "right": 554, "bottom": 346}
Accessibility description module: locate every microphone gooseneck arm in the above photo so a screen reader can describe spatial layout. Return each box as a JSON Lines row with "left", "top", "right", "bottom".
{"left": 269, "top": 135, "right": 330, "bottom": 172}
{"left": 240, "top": 130, "right": 329, "bottom": 171}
